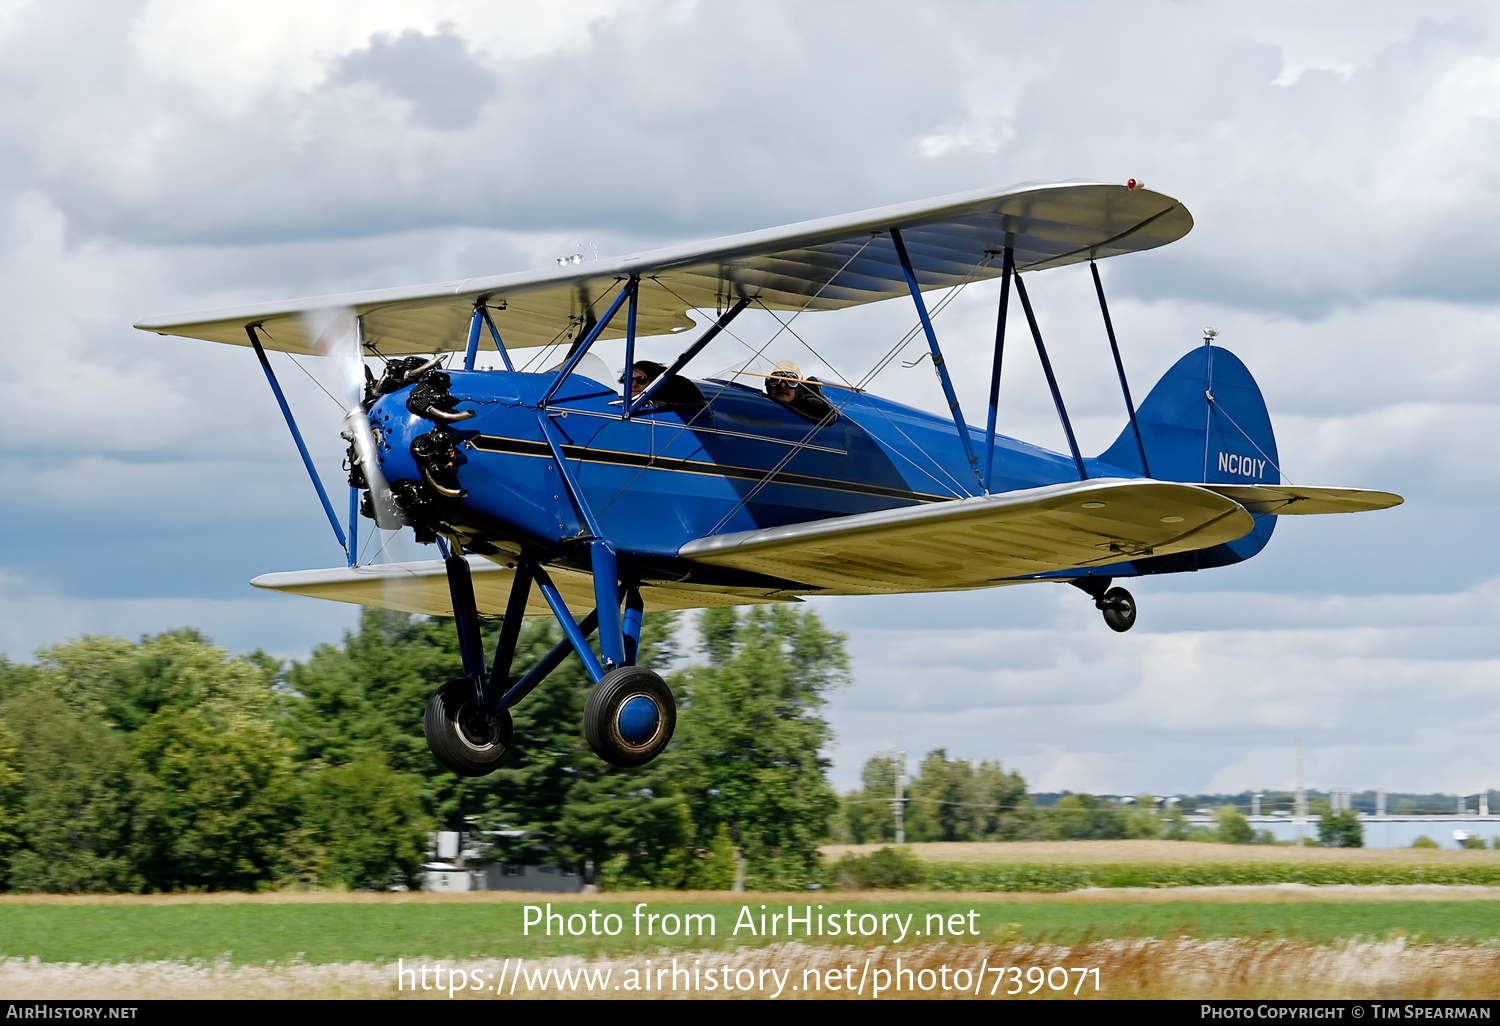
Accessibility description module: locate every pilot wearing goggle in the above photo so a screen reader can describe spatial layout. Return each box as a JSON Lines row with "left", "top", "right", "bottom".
{"left": 764, "top": 360, "right": 836, "bottom": 424}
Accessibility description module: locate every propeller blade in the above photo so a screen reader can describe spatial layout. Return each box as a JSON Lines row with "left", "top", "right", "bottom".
{"left": 301, "top": 306, "right": 403, "bottom": 535}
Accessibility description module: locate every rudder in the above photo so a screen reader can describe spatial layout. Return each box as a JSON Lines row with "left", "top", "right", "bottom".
{"left": 1100, "top": 344, "right": 1279, "bottom": 566}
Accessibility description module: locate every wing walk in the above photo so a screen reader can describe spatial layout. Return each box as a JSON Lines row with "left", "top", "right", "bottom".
{"left": 135, "top": 182, "right": 1191, "bottom": 356}
{"left": 678, "top": 479, "right": 1255, "bottom": 594}
{"left": 250, "top": 556, "right": 789, "bottom": 618}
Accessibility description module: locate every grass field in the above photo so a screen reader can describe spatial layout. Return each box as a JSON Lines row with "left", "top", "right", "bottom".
{"left": 4, "top": 843, "right": 1499, "bottom": 999}
{"left": 2, "top": 892, "right": 1500, "bottom": 964}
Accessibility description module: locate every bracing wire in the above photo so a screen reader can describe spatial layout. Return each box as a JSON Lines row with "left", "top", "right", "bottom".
{"left": 700, "top": 251, "right": 999, "bottom": 532}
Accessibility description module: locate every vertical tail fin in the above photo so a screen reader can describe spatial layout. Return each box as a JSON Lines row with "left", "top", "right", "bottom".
{"left": 1100, "top": 344, "right": 1279, "bottom": 566}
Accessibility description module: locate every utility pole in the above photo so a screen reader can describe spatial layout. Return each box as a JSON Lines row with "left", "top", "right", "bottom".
{"left": 1294, "top": 737, "right": 1307, "bottom": 846}
{"left": 892, "top": 744, "right": 906, "bottom": 844}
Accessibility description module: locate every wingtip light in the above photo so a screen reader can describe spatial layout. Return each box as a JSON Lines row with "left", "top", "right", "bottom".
{"left": 1126, "top": 178, "right": 1144, "bottom": 191}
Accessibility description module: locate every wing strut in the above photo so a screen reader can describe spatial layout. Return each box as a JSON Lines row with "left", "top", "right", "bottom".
{"left": 982, "top": 245, "right": 1014, "bottom": 492}
{"left": 1013, "top": 273, "right": 1087, "bottom": 481}
{"left": 1091, "top": 261, "right": 1150, "bottom": 477}
{"left": 480, "top": 304, "right": 515, "bottom": 371}
{"left": 890, "top": 227, "right": 984, "bottom": 492}
{"left": 246, "top": 325, "right": 349, "bottom": 560}
{"left": 539, "top": 278, "right": 634, "bottom": 408}
{"left": 462, "top": 306, "right": 483, "bottom": 371}
{"left": 621, "top": 275, "right": 640, "bottom": 417}
{"left": 628, "top": 295, "right": 751, "bottom": 416}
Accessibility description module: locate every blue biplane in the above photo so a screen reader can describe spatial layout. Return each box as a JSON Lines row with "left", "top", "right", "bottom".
{"left": 137, "top": 182, "right": 1401, "bottom": 774}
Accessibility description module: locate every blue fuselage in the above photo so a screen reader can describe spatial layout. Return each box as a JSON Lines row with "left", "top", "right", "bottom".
{"left": 370, "top": 368, "right": 1146, "bottom": 584}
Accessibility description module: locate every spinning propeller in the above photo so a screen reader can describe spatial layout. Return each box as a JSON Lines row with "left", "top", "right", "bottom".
{"left": 300, "top": 306, "right": 403, "bottom": 538}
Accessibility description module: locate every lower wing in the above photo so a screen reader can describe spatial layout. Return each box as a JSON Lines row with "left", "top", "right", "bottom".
{"left": 678, "top": 478, "right": 1257, "bottom": 594}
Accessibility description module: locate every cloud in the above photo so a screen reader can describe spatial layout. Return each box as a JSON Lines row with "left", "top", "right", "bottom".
{"left": 0, "top": 569, "right": 358, "bottom": 662}
{"left": 332, "top": 27, "right": 496, "bottom": 130}
{"left": 817, "top": 576, "right": 1500, "bottom": 794}
{"left": 0, "top": 1, "right": 1496, "bottom": 801}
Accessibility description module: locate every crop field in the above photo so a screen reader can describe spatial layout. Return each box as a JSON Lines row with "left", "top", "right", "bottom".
{"left": 827, "top": 840, "right": 1500, "bottom": 890}
{"left": 823, "top": 840, "right": 1500, "bottom": 865}
{"left": 3, "top": 844, "right": 1499, "bottom": 1000}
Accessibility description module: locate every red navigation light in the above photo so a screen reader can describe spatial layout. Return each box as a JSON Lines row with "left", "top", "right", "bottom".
{"left": 1126, "top": 178, "right": 1143, "bottom": 190}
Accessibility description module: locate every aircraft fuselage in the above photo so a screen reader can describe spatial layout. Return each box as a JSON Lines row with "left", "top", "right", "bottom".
{"left": 370, "top": 368, "right": 1139, "bottom": 579}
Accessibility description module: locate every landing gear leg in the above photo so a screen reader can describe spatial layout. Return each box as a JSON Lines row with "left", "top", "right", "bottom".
{"left": 582, "top": 554, "right": 674, "bottom": 768}
{"left": 1071, "top": 577, "right": 1138, "bottom": 633}
{"left": 425, "top": 544, "right": 675, "bottom": 774}
{"left": 424, "top": 551, "right": 515, "bottom": 776}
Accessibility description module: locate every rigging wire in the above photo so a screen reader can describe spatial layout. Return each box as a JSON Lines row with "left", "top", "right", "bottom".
{"left": 588, "top": 239, "right": 878, "bottom": 519}
{"left": 700, "top": 252, "right": 999, "bottom": 533}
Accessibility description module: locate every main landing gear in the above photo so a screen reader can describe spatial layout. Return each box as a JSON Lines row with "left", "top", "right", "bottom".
{"left": 1071, "top": 577, "right": 1137, "bottom": 633}
{"left": 425, "top": 679, "right": 514, "bottom": 777}
{"left": 422, "top": 547, "right": 676, "bottom": 777}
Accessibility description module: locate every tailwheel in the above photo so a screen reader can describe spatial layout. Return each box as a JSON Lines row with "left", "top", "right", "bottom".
{"left": 424, "top": 677, "right": 513, "bottom": 777}
{"left": 1099, "top": 587, "right": 1137, "bottom": 633}
{"left": 584, "top": 666, "right": 676, "bottom": 768}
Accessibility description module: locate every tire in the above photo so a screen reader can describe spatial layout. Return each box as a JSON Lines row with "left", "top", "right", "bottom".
{"left": 424, "top": 677, "right": 513, "bottom": 777}
{"left": 584, "top": 666, "right": 676, "bottom": 768}
{"left": 1100, "top": 587, "right": 1137, "bottom": 633}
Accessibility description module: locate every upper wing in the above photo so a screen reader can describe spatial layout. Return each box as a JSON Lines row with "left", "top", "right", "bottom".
{"left": 1200, "top": 484, "right": 1404, "bottom": 516}
{"left": 678, "top": 479, "right": 1253, "bottom": 594}
{"left": 135, "top": 182, "right": 1191, "bottom": 356}
{"left": 250, "top": 555, "right": 791, "bottom": 617}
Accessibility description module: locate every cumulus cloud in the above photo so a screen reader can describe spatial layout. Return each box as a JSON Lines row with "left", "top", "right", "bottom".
{"left": 0, "top": 1, "right": 1495, "bottom": 796}
{"left": 332, "top": 27, "right": 497, "bottom": 130}
{"left": 818, "top": 576, "right": 1500, "bottom": 793}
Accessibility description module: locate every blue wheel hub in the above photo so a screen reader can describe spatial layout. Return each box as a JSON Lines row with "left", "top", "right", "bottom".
{"left": 616, "top": 695, "right": 660, "bottom": 745}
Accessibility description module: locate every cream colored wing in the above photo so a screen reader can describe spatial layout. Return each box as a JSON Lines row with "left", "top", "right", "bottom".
{"left": 136, "top": 182, "right": 1191, "bottom": 355}
{"left": 251, "top": 556, "right": 791, "bottom": 617}
{"left": 1200, "top": 484, "right": 1403, "bottom": 516}
{"left": 679, "top": 479, "right": 1255, "bottom": 594}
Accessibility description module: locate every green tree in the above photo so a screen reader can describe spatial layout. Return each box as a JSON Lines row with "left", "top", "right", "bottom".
{"left": 1214, "top": 807, "right": 1254, "bottom": 844}
{"left": 664, "top": 606, "right": 846, "bottom": 887}
{"left": 0, "top": 717, "right": 24, "bottom": 868}
{"left": 280, "top": 609, "right": 466, "bottom": 787}
{"left": 1318, "top": 809, "right": 1363, "bottom": 848}
{"left": 839, "top": 755, "right": 898, "bottom": 844}
{"left": 971, "top": 760, "right": 1031, "bottom": 839}
{"left": 1044, "top": 794, "right": 1125, "bottom": 841}
{"left": 130, "top": 704, "right": 299, "bottom": 890}
{"left": 297, "top": 754, "right": 433, "bottom": 889}
{"left": 906, "top": 749, "right": 977, "bottom": 842}
{"left": 32, "top": 629, "right": 278, "bottom": 731}
{"left": 1118, "top": 797, "right": 1164, "bottom": 839}
{"left": 2, "top": 693, "right": 137, "bottom": 893}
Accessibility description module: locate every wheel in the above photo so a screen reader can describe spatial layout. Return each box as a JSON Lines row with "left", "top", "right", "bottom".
{"left": 1099, "top": 587, "right": 1137, "bottom": 633}
{"left": 424, "top": 677, "right": 513, "bottom": 777}
{"left": 584, "top": 666, "right": 676, "bottom": 768}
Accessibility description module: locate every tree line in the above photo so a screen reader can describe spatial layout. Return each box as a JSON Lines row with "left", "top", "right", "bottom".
{"left": 0, "top": 604, "right": 847, "bottom": 892}
{"left": 0, "top": 601, "right": 1358, "bottom": 895}
{"left": 834, "top": 756, "right": 1362, "bottom": 846}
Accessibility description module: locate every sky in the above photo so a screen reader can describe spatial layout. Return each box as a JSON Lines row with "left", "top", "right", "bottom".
{"left": 0, "top": 0, "right": 1496, "bottom": 796}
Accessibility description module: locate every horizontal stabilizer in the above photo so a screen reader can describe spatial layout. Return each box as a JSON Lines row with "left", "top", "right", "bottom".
{"left": 1201, "top": 484, "right": 1404, "bottom": 516}
{"left": 251, "top": 556, "right": 789, "bottom": 617}
{"left": 679, "top": 479, "right": 1254, "bottom": 594}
